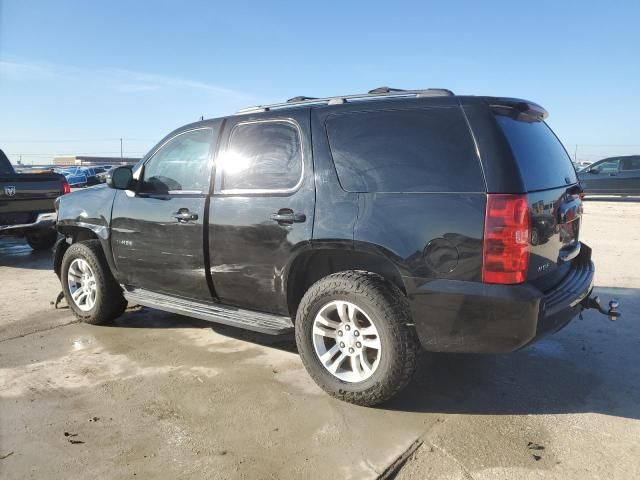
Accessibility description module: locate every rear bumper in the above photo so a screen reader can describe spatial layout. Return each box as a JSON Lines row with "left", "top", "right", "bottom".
{"left": 0, "top": 212, "right": 57, "bottom": 233}
{"left": 405, "top": 243, "right": 594, "bottom": 353}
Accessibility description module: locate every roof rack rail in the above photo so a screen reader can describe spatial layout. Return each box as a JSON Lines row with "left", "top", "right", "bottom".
{"left": 237, "top": 87, "right": 455, "bottom": 114}
{"left": 367, "top": 86, "right": 406, "bottom": 94}
{"left": 286, "top": 96, "right": 318, "bottom": 103}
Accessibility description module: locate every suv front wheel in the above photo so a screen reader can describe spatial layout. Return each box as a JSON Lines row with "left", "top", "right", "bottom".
{"left": 60, "top": 240, "right": 127, "bottom": 324}
{"left": 295, "top": 271, "right": 418, "bottom": 406}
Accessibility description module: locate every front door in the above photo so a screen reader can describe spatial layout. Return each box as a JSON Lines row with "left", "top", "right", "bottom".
{"left": 208, "top": 110, "right": 314, "bottom": 315}
{"left": 111, "top": 125, "right": 219, "bottom": 300}
{"left": 582, "top": 158, "right": 621, "bottom": 194}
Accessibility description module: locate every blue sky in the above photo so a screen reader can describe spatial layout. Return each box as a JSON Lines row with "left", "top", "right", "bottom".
{"left": 1, "top": 0, "right": 639, "bottom": 164}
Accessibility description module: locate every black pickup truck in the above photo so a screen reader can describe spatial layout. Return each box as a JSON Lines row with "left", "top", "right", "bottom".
{"left": 1, "top": 149, "right": 69, "bottom": 250}
{"left": 53, "top": 88, "right": 619, "bottom": 406}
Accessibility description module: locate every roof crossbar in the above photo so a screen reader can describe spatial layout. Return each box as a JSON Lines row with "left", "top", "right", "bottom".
{"left": 237, "top": 87, "right": 455, "bottom": 113}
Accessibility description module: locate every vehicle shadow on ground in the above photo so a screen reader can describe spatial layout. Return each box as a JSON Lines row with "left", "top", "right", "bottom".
{"left": 584, "top": 196, "right": 640, "bottom": 202}
{"left": 109, "top": 307, "right": 298, "bottom": 353}
{"left": 385, "top": 286, "right": 640, "bottom": 420}
{"left": 100, "top": 287, "right": 640, "bottom": 420}
{"left": 0, "top": 238, "right": 54, "bottom": 271}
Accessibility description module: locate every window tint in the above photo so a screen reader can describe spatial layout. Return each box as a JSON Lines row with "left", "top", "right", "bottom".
{"left": 594, "top": 159, "right": 620, "bottom": 173}
{"left": 494, "top": 115, "right": 577, "bottom": 191}
{"left": 221, "top": 121, "right": 302, "bottom": 191}
{"left": 143, "top": 129, "right": 212, "bottom": 193}
{"left": 325, "top": 107, "right": 484, "bottom": 193}
{"left": 622, "top": 157, "right": 640, "bottom": 171}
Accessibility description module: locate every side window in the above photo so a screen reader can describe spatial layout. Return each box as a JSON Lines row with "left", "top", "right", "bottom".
{"left": 143, "top": 129, "right": 212, "bottom": 194}
{"left": 621, "top": 157, "right": 640, "bottom": 171}
{"left": 594, "top": 159, "right": 620, "bottom": 173}
{"left": 220, "top": 121, "right": 302, "bottom": 192}
{"left": 325, "top": 107, "right": 484, "bottom": 193}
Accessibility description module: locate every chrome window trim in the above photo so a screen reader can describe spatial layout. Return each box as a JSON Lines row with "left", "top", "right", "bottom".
{"left": 217, "top": 118, "right": 305, "bottom": 195}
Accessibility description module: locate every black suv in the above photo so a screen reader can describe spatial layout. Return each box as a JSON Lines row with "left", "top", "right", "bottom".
{"left": 54, "top": 87, "right": 606, "bottom": 406}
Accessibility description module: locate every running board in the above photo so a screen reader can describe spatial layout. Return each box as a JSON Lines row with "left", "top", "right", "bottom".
{"left": 123, "top": 288, "right": 294, "bottom": 335}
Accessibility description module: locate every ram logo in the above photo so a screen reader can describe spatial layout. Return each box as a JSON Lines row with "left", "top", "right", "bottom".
{"left": 4, "top": 186, "right": 16, "bottom": 197}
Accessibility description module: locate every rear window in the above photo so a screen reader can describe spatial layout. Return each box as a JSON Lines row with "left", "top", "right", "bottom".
{"left": 494, "top": 115, "right": 577, "bottom": 191}
{"left": 0, "top": 150, "right": 14, "bottom": 175}
{"left": 325, "top": 107, "right": 484, "bottom": 193}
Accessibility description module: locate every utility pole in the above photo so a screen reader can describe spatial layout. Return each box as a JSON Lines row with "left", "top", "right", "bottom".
{"left": 574, "top": 144, "right": 578, "bottom": 162}
{"left": 120, "top": 138, "right": 123, "bottom": 162}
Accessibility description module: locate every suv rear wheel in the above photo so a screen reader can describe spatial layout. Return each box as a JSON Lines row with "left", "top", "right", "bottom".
{"left": 25, "top": 229, "right": 58, "bottom": 251}
{"left": 60, "top": 240, "right": 127, "bottom": 324}
{"left": 295, "top": 271, "right": 418, "bottom": 406}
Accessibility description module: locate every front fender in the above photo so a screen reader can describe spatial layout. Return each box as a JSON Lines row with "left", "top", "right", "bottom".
{"left": 56, "top": 185, "right": 120, "bottom": 280}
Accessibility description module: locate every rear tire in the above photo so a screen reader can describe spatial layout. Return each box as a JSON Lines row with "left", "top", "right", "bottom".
{"left": 295, "top": 271, "right": 419, "bottom": 406}
{"left": 60, "top": 240, "right": 127, "bottom": 325}
{"left": 25, "top": 229, "right": 58, "bottom": 251}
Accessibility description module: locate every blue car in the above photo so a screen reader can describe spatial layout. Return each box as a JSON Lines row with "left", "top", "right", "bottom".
{"left": 54, "top": 167, "right": 88, "bottom": 187}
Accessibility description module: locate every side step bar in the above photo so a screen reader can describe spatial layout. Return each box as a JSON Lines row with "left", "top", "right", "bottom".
{"left": 123, "top": 288, "right": 294, "bottom": 335}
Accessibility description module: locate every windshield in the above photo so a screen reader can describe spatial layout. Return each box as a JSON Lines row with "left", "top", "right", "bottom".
{"left": 494, "top": 115, "right": 577, "bottom": 191}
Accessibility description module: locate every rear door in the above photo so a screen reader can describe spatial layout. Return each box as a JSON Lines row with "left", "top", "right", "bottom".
{"left": 493, "top": 113, "right": 583, "bottom": 290}
{"left": 111, "top": 125, "right": 219, "bottom": 300}
{"left": 208, "top": 109, "right": 314, "bottom": 315}
{"left": 618, "top": 157, "right": 640, "bottom": 195}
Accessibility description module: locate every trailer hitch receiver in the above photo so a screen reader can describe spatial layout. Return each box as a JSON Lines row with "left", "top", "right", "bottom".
{"left": 581, "top": 295, "right": 621, "bottom": 321}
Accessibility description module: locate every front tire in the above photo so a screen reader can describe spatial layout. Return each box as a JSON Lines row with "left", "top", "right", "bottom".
{"left": 25, "top": 229, "right": 58, "bottom": 251}
{"left": 60, "top": 240, "right": 127, "bottom": 324}
{"left": 295, "top": 271, "right": 418, "bottom": 406}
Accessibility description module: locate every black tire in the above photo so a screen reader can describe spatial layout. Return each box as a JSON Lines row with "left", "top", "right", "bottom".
{"left": 60, "top": 240, "right": 127, "bottom": 325}
{"left": 295, "top": 271, "right": 419, "bottom": 407}
{"left": 25, "top": 229, "right": 58, "bottom": 251}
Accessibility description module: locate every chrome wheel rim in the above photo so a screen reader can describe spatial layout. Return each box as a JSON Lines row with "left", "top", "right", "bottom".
{"left": 67, "top": 258, "right": 97, "bottom": 312}
{"left": 312, "top": 300, "right": 382, "bottom": 383}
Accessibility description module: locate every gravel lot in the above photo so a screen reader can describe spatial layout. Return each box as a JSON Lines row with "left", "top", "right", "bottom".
{"left": 1, "top": 199, "right": 639, "bottom": 479}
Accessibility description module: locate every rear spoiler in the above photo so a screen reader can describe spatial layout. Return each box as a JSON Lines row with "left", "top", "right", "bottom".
{"left": 486, "top": 97, "right": 549, "bottom": 122}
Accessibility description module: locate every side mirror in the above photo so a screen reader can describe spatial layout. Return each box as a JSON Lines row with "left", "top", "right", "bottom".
{"left": 106, "top": 166, "right": 134, "bottom": 190}
{"left": 588, "top": 167, "right": 598, "bottom": 174}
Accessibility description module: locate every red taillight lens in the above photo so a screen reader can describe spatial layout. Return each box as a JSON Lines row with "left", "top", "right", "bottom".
{"left": 62, "top": 180, "right": 71, "bottom": 195}
{"left": 482, "top": 194, "right": 530, "bottom": 284}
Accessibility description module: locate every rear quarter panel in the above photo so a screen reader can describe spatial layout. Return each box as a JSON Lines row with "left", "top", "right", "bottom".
{"left": 354, "top": 193, "right": 486, "bottom": 283}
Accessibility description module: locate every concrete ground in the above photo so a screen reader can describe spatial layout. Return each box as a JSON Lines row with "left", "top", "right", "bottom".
{"left": 0, "top": 198, "right": 639, "bottom": 479}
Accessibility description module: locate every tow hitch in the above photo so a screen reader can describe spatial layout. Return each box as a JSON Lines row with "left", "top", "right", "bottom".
{"left": 581, "top": 295, "right": 621, "bottom": 321}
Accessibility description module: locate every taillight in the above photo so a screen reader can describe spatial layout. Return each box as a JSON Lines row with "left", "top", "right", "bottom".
{"left": 482, "top": 194, "right": 530, "bottom": 284}
{"left": 62, "top": 180, "right": 71, "bottom": 195}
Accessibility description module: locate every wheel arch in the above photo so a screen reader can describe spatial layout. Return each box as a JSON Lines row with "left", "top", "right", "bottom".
{"left": 285, "top": 244, "right": 406, "bottom": 318}
{"left": 54, "top": 226, "right": 114, "bottom": 279}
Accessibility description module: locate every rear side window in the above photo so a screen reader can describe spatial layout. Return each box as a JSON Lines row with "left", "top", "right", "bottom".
{"left": 622, "top": 157, "right": 640, "bottom": 171}
{"left": 494, "top": 115, "right": 577, "bottom": 191}
{"left": 325, "top": 107, "right": 484, "bottom": 193}
{"left": 221, "top": 120, "right": 302, "bottom": 192}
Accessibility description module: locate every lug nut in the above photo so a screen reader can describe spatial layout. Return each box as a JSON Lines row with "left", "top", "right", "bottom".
{"left": 345, "top": 325, "right": 351, "bottom": 331}
{"left": 354, "top": 330, "right": 359, "bottom": 337}
{"left": 356, "top": 342, "right": 362, "bottom": 348}
{"left": 340, "top": 342, "right": 345, "bottom": 348}
{"left": 349, "top": 348, "right": 354, "bottom": 354}
{"left": 337, "top": 331, "right": 343, "bottom": 337}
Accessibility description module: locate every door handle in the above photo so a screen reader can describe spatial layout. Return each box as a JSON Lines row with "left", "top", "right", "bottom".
{"left": 270, "top": 209, "right": 306, "bottom": 225}
{"left": 172, "top": 209, "right": 198, "bottom": 223}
